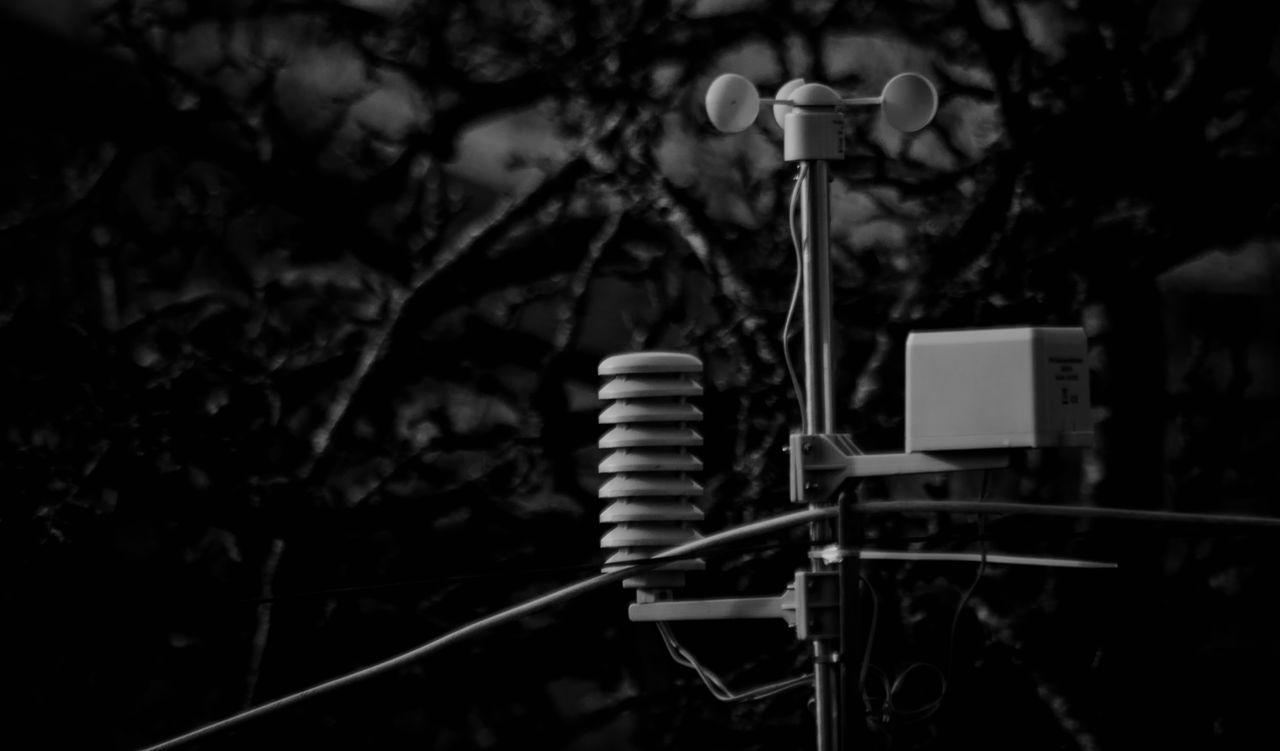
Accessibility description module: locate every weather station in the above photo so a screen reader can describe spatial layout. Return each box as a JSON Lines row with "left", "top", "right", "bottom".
{"left": 595, "top": 70, "right": 1103, "bottom": 751}
{"left": 135, "top": 64, "right": 1280, "bottom": 751}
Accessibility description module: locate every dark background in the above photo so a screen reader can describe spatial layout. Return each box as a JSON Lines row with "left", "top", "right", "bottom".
{"left": 3, "top": 1, "right": 1280, "bottom": 749}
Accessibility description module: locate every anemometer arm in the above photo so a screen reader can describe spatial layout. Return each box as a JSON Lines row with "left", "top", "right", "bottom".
{"left": 760, "top": 96, "right": 883, "bottom": 107}
{"left": 704, "top": 72, "right": 939, "bottom": 135}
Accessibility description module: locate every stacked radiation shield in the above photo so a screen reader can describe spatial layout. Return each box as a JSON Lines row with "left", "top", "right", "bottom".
{"left": 598, "top": 352, "right": 705, "bottom": 593}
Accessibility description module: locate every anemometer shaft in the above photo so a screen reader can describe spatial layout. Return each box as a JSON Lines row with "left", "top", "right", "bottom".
{"left": 779, "top": 91, "right": 849, "bottom": 751}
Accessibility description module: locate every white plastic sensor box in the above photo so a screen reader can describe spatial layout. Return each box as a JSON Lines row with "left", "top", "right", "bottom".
{"left": 905, "top": 327, "right": 1094, "bottom": 453}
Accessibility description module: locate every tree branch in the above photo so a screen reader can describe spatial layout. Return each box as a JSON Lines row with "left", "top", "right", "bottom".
{"left": 648, "top": 177, "right": 783, "bottom": 376}
{"left": 550, "top": 211, "right": 623, "bottom": 355}
{"left": 242, "top": 537, "right": 286, "bottom": 709}
{"left": 303, "top": 155, "right": 593, "bottom": 472}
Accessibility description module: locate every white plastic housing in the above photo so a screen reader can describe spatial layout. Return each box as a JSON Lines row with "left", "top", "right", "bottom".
{"left": 783, "top": 108, "right": 844, "bottom": 161}
{"left": 905, "top": 327, "right": 1094, "bottom": 452}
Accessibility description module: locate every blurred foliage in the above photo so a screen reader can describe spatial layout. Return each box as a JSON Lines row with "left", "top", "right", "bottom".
{"left": 2, "top": 0, "right": 1280, "bottom": 749}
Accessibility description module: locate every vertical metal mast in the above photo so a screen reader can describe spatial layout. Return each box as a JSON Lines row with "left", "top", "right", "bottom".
{"left": 801, "top": 157, "right": 839, "bottom": 751}
{"left": 801, "top": 159, "right": 835, "bottom": 435}
{"left": 784, "top": 83, "right": 845, "bottom": 751}
{"left": 704, "top": 70, "right": 939, "bottom": 751}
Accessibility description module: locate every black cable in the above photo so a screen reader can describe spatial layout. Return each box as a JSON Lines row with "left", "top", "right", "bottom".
{"left": 155, "top": 495, "right": 1280, "bottom": 609}
{"left": 240, "top": 538, "right": 814, "bottom": 606}
{"left": 784, "top": 163, "right": 808, "bottom": 432}
{"left": 858, "top": 574, "right": 879, "bottom": 702}
{"left": 871, "top": 473, "right": 993, "bottom": 731}
{"left": 946, "top": 472, "right": 990, "bottom": 677}
{"left": 657, "top": 623, "right": 810, "bottom": 702}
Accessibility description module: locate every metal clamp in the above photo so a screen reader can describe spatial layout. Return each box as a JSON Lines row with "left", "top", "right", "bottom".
{"left": 789, "top": 570, "right": 839, "bottom": 641}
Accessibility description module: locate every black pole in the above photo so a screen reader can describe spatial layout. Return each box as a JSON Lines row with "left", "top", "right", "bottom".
{"left": 838, "top": 487, "right": 864, "bottom": 749}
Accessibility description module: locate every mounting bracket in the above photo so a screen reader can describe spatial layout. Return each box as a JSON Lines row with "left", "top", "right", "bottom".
{"left": 627, "top": 568, "right": 842, "bottom": 641}
{"left": 789, "top": 433, "right": 1012, "bottom": 503}
{"left": 630, "top": 593, "right": 795, "bottom": 624}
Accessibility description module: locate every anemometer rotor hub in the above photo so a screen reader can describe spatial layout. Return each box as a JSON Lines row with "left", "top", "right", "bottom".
{"left": 784, "top": 107, "right": 845, "bottom": 162}
{"left": 789, "top": 83, "right": 842, "bottom": 107}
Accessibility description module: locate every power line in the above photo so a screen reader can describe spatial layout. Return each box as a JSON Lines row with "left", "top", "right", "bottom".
{"left": 239, "top": 539, "right": 813, "bottom": 606}
{"left": 136, "top": 499, "right": 1280, "bottom": 750}
{"left": 135, "top": 506, "right": 838, "bottom": 751}
{"left": 234, "top": 524, "right": 981, "bottom": 606}
{"left": 241, "top": 506, "right": 1260, "bottom": 606}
